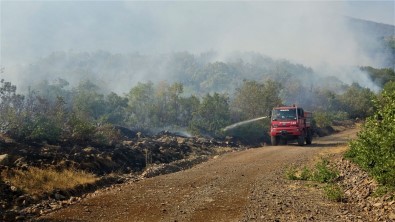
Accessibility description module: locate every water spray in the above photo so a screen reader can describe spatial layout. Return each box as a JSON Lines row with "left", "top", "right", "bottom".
{"left": 222, "top": 116, "right": 269, "bottom": 132}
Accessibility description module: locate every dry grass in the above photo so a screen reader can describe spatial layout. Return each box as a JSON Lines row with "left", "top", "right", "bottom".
{"left": 318, "top": 144, "right": 349, "bottom": 156}
{"left": 214, "top": 147, "right": 234, "bottom": 155}
{"left": 3, "top": 167, "right": 98, "bottom": 195}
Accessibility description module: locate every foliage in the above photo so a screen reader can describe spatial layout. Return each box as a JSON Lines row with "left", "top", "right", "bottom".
{"left": 127, "top": 82, "right": 155, "bottom": 129}
{"left": 361, "top": 66, "right": 395, "bottom": 88}
{"left": 152, "top": 81, "right": 184, "bottom": 127}
{"left": 299, "top": 166, "right": 312, "bottom": 181}
{"left": 285, "top": 165, "right": 299, "bottom": 180}
{"left": 232, "top": 79, "right": 282, "bottom": 120}
{"left": 67, "top": 114, "right": 96, "bottom": 142}
{"left": 72, "top": 80, "right": 107, "bottom": 120}
{"left": 311, "top": 159, "right": 339, "bottom": 183}
{"left": 0, "top": 51, "right": 390, "bottom": 145}
{"left": 226, "top": 121, "right": 270, "bottom": 144}
{"left": 324, "top": 184, "right": 344, "bottom": 202}
{"left": 227, "top": 80, "right": 281, "bottom": 143}
{"left": 313, "top": 112, "right": 332, "bottom": 128}
{"left": 285, "top": 159, "right": 342, "bottom": 202}
{"left": 104, "top": 92, "right": 129, "bottom": 125}
{"left": 383, "top": 81, "right": 395, "bottom": 93}
{"left": 93, "top": 123, "right": 122, "bottom": 146}
{"left": 285, "top": 159, "right": 338, "bottom": 183}
{"left": 346, "top": 89, "right": 395, "bottom": 187}
{"left": 0, "top": 79, "right": 25, "bottom": 135}
{"left": 313, "top": 111, "right": 349, "bottom": 128}
{"left": 28, "top": 116, "right": 62, "bottom": 142}
{"left": 189, "top": 93, "right": 231, "bottom": 137}
{"left": 338, "top": 83, "right": 375, "bottom": 119}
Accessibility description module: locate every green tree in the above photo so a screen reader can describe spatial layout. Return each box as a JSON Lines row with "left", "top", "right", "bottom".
{"left": 383, "top": 81, "right": 395, "bottom": 93}
{"left": 361, "top": 66, "right": 395, "bottom": 88}
{"left": 178, "top": 95, "right": 200, "bottom": 127}
{"left": 229, "top": 80, "right": 282, "bottom": 143}
{"left": 104, "top": 92, "right": 128, "bottom": 125}
{"left": 152, "top": 81, "right": 184, "bottom": 127}
{"left": 232, "top": 79, "right": 282, "bottom": 120}
{"left": 0, "top": 79, "right": 25, "bottom": 136}
{"left": 190, "top": 93, "right": 231, "bottom": 136}
{"left": 127, "top": 82, "right": 155, "bottom": 129}
{"left": 338, "top": 83, "right": 375, "bottom": 119}
{"left": 347, "top": 89, "right": 395, "bottom": 186}
{"left": 72, "top": 80, "right": 106, "bottom": 120}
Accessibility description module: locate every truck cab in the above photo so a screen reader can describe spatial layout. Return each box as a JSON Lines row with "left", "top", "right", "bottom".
{"left": 270, "top": 106, "right": 312, "bottom": 146}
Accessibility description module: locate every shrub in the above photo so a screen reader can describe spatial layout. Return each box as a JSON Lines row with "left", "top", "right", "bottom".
{"left": 285, "top": 160, "right": 337, "bottom": 182}
{"left": 313, "top": 111, "right": 349, "bottom": 128}
{"left": 285, "top": 160, "right": 342, "bottom": 202}
{"left": 324, "top": 184, "right": 344, "bottom": 202}
{"left": 299, "top": 166, "right": 312, "bottom": 181}
{"left": 94, "top": 123, "right": 121, "bottom": 146}
{"left": 346, "top": 90, "right": 395, "bottom": 187}
{"left": 68, "top": 115, "right": 96, "bottom": 142}
{"left": 28, "top": 116, "right": 62, "bottom": 143}
{"left": 285, "top": 166, "right": 299, "bottom": 180}
{"left": 311, "top": 159, "right": 338, "bottom": 183}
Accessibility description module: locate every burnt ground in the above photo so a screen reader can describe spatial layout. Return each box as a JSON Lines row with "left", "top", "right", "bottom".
{"left": 0, "top": 130, "right": 243, "bottom": 221}
{"left": 35, "top": 128, "right": 395, "bottom": 222}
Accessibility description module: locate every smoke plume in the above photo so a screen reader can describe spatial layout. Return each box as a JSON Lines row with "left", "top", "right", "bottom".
{"left": 1, "top": 1, "right": 394, "bottom": 92}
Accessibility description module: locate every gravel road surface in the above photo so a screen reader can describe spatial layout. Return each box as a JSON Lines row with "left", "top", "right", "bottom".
{"left": 38, "top": 129, "right": 363, "bottom": 222}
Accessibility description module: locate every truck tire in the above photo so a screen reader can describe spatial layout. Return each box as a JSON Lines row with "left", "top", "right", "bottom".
{"left": 271, "top": 136, "right": 279, "bottom": 146}
{"left": 306, "top": 129, "right": 312, "bottom": 145}
{"left": 297, "top": 134, "right": 305, "bottom": 146}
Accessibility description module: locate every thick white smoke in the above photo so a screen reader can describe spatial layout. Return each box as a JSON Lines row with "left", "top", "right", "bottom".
{"left": 0, "top": 1, "right": 394, "bottom": 91}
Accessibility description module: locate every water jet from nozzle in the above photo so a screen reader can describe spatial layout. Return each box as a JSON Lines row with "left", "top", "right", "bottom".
{"left": 222, "top": 116, "right": 268, "bottom": 132}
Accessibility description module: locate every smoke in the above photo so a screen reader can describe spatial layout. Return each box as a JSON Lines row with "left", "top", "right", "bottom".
{"left": 1, "top": 1, "right": 394, "bottom": 92}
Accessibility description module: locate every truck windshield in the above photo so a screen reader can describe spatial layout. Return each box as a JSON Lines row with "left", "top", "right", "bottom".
{"left": 272, "top": 109, "right": 297, "bottom": 120}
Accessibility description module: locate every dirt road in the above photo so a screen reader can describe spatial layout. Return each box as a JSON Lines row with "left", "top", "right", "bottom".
{"left": 38, "top": 129, "right": 360, "bottom": 222}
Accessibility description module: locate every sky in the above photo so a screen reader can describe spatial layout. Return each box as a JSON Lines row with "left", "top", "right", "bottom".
{"left": 0, "top": 1, "right": 394, "bottom": 90}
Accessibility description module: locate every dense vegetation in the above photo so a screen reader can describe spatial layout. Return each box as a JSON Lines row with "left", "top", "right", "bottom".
{"left": 1, "top": 51, "right": 394, "bottom": 145}
{"left": 346, "top": 89, "right": 395, "bottom": 187}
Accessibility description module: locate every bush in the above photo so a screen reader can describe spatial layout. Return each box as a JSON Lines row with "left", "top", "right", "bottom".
{"left": 346, "top": 90, "right": 395, "bottom": 187}
{"left": 299, "top": 166, "right": 312, "bottom": 181}
{"left": 94, "top": 124, "right": 121, "bottom": 146}
{"left": 324, "top": 184, "right": 344, "bottom": 202}
{"left": 285, "top": 159, "right": 342, "bottom": 202}
{"left": 313, "top": 111, "right": 349, "bottom": 128}
{"left": 68, "top": 115, "right": 96, "bottom": 142}
{"left": 311, "top": 159, "right": 339, "bottom": 183}
{"left": 285, "top": 166, "right": 299, "bottom": 180}
{"left": 28, "top": 116, "right": 62, "bottom": 143}
{"left": 285, "top": 159, "right": 338, "bottom": 183}
{"left": 224, "top": 120, "right": 270, "bottom": 145}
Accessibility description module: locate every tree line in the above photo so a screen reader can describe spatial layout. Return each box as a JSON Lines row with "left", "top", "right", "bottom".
{"left": 1, "top": 70, "right": 393, "bottom": 144}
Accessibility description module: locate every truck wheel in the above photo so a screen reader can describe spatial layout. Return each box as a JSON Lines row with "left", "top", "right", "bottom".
{"left": 297, "top": 134, "right": 305, "bottom": 146}
{"left": 306, "top": 130, "right": 312, "bottom": 145}
{"left": 271, "top": 136, "right": 279, "bottom": 146}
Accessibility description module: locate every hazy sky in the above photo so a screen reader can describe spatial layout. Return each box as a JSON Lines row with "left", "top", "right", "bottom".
{"left": 1, "top": 1, "right": 394, "bottom": 68}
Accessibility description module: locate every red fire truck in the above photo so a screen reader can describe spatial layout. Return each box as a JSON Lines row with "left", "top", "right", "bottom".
{"left": 270, "top": 105, "right": 313, "bottom": 146}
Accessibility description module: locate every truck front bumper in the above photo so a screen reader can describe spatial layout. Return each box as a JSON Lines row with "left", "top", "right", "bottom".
{"left": 270, "top": 128, "right": 302, "bottom": 137}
